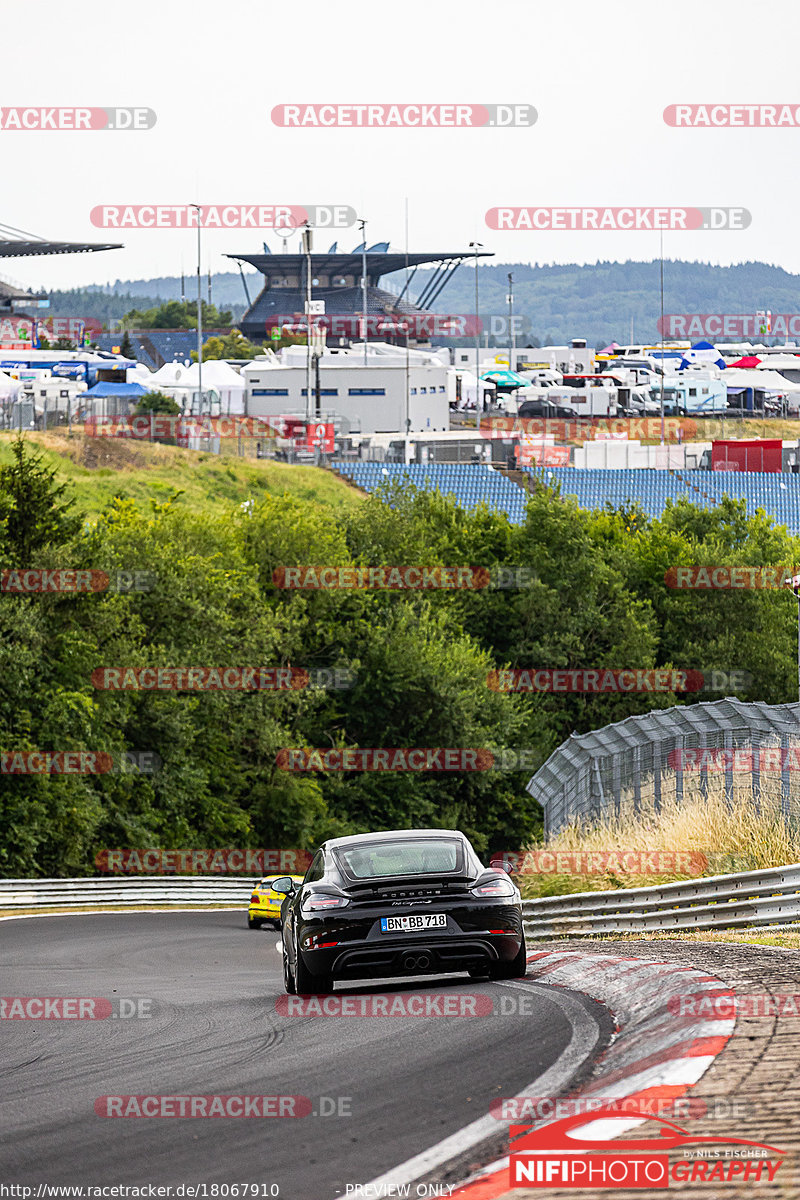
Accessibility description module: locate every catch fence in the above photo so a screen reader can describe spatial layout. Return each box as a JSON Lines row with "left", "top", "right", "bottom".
{"left": 526, "top": 698, "right": 800, "bottom": 837}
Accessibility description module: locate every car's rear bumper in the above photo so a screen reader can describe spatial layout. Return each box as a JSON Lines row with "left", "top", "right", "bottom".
{"left": 300, "top": 930, "right": 523, "bottom": 980}
{"left": 249, "top": 904, "right": 281, "bottom": 920}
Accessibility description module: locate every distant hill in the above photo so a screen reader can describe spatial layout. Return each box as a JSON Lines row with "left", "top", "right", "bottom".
{"left": 45, "top": 260, "right": 800, "bottom": 347}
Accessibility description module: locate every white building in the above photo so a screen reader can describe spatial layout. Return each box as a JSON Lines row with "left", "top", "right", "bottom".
{"left": 243, "top": 342, "right": 452, "bottom": 434}
{"left": 450, "top": 339, "right": 595, "bottom": 376}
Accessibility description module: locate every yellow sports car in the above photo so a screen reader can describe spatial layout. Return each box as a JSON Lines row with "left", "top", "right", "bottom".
{"left": 248, "top": 874, "right": 305, "bottom": 929}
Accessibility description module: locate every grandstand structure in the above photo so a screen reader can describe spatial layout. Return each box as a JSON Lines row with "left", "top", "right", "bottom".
{"left": 95, "top": 329, "right": 220, "bottom": 369}
{"left": 225, "top": 246, "right": 492, "bottom": 345}
{"left": 330, "top": 461, "right": 800, "bottom": 535}
{"left": 525, "top": 466, "right": 800, "bottom": 533}
{"left": 0, "top": 219, "right": 122, "bottom": 323}
{"left": 331, "top": 462, "right": 528, "bottom": 524}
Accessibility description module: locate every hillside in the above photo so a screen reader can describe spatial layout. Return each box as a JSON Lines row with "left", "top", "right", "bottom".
{"left": 46, "top": 260, "right": 800, "bottom": 348}
{"left": 0, "top": 432, "right": 362, "bottom": 520}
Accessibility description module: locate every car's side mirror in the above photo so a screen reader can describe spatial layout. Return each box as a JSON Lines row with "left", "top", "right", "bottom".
{"left": 271, "top": 876, "right": 296, "bottom": 895}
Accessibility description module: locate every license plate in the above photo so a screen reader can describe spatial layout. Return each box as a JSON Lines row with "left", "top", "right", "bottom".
{"left": 380, "top": 913, "right": 447, "bottom": 933}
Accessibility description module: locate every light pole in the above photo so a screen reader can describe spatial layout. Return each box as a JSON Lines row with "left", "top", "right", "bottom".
{"left": 302, "top": 223, "right": 313, "bottom": 423}
{"left": 191, "top": 204, "right": 203, "bottom": 416}
{"left": 470, "top": 241, "right": 483, "bottom": 418}
{"left": 507, "top": 271, "right": 514, "bottom": 373}
{"left": 659, "top": 227, "right": 665, "bottom": 445}
{"left": 358, "top": 217, "right": 368, "bottom": 366}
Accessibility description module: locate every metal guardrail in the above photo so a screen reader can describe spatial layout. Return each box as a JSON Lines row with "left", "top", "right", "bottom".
{"left": 0, "top": 877, "right": 254, "bottom": 908}
{"left": 522, "top": 863, "right": 800, "bottom": 937}
{"left": 3, "top": 869, "right": 800, "bottom": 937}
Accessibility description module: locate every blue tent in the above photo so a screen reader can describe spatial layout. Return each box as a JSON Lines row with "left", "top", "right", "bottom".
{"left": 678, "top": 341, "right": 726, "bottom": 371}
{"left": 83, "top": 381, "right": 150, "bottom": 398}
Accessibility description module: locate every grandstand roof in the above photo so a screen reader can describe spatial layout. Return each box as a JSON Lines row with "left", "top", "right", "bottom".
{"left": 0, "top": 220, "right": 121, "bottom": 259}
{"left": 226, "top": 249, "right": 492, "bottom": 279}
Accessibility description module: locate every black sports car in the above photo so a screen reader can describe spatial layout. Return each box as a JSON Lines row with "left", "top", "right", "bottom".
{"left": 273, "top": 828, "right": 526, "bottom": 995}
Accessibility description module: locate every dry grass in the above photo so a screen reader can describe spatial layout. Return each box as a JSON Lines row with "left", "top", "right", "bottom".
{"left": 518, "top": 787, "right": 800, "bottom": 899}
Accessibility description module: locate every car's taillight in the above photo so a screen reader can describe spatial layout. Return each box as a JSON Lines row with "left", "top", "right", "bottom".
{"left": 250, "top": 894, "right": 260, "bottom": 904}
{"left": 301, "top": 893, "right": 350, "bottom": 913}
{"left": 471, "top": 878, "right": 516, "bottom": 897}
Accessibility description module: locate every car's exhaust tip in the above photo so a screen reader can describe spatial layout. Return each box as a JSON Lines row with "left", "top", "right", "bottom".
{"left": 402, "top": 952, "right": 432, "bottom": 971}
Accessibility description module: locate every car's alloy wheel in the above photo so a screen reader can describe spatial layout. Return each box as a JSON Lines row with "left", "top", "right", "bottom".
{"left": 283, "top": 939, "right": 297, "bottom": 995}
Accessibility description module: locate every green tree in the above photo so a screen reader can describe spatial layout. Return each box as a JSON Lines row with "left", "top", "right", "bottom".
{"left": 133, "top": 391, "right": 181, "bottom": 417}
{"left": 119, "top": 330, "right": 135, "bottom": 359}
{"left": 124, "top": 300, "right": 233, "bottom": 331}
{"left": 0, "top": 437, "right": 83, "bottom": 563}
{"left": 192, "top": 328, "right": 268, "bottom": 362}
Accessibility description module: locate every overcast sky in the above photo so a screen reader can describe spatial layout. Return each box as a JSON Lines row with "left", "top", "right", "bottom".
{"left": 3, "top": 0, "right": 800, "bottom": 293}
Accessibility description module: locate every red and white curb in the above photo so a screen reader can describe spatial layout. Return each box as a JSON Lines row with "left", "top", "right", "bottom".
{"left": 449, "top": 948, "right": 736, "bottom": 1199}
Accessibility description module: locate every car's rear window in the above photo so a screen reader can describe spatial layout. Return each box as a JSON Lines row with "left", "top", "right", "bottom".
{"left": 336, "top": 839, "right": 461, "bottom": 879}
{"left": 258, "top": 878, "right": 277, "bottom": 888}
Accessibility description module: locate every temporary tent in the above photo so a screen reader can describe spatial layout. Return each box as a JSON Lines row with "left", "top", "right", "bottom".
{"left": 155, "top": 360, "right": 246, "bottom": 415}
{"left": 455, "top": 370, "right": 496, "bottom": 409}
{"left": 127, "top": 363, "right": 155, "bottom": 386}
{"left": 679, "top": 341, "right": 727, "bottom": 370}
{"left": 83, "top": 381, "right": 149, "bottom": 399}
{"left": 147, "top": 362, "right": 192, "bottom": 387}
{"left": 0, "top": 371, "right": 21, "bottom": 400}
{"left": 723, "top": 368, "right": 800, "bottom": 413}
{"left": 727, "top": 355, "right": 762, "bottom": 368}
{"left": 480, "top": 369, "right": 530, "bottom": 388}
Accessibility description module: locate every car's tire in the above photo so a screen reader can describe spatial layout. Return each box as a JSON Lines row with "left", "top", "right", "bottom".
{"left": 282, "top": 938, "right": 297, "bottom": 994}
{"left": 294, "top": 933, "right": 334, "bottom": 994}
{"left": 489, "top": 938, "right": 527, "bottom": 980}
{"left": 247, "top": 917, "right": 262, "bottom": 929}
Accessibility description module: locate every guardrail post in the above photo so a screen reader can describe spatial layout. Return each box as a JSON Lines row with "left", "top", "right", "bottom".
{"left": 653, "top": 740, "right": 662, "bottom": 815}
{"left": 611, "top": 751, "right": 622, "bottom": 819}
{"left": 590, "top": 758, "right": 605, "bottom": 823}
{"left": 675, "top": 737, "right": 684, "bottom": 807}
{"left": 724, "top": 729, "right": 734, "bottom": 809}
{"left": 633, "top": 746, "right": 641, "bottom": 816}
{"left": 752, "top": 739, "right": 761, "bottom": 816}
{"left": 782, "top": 732, "right": 791, "bottom": 821}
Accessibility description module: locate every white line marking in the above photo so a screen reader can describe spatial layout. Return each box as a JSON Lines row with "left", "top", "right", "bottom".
{"left": 357, "top": 980, "right": 602, "bottom": 1192}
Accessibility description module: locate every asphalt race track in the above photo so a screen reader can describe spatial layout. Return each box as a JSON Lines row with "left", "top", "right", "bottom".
{"left": 0, "top": 913, "right": 612, "bottom": 1199}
